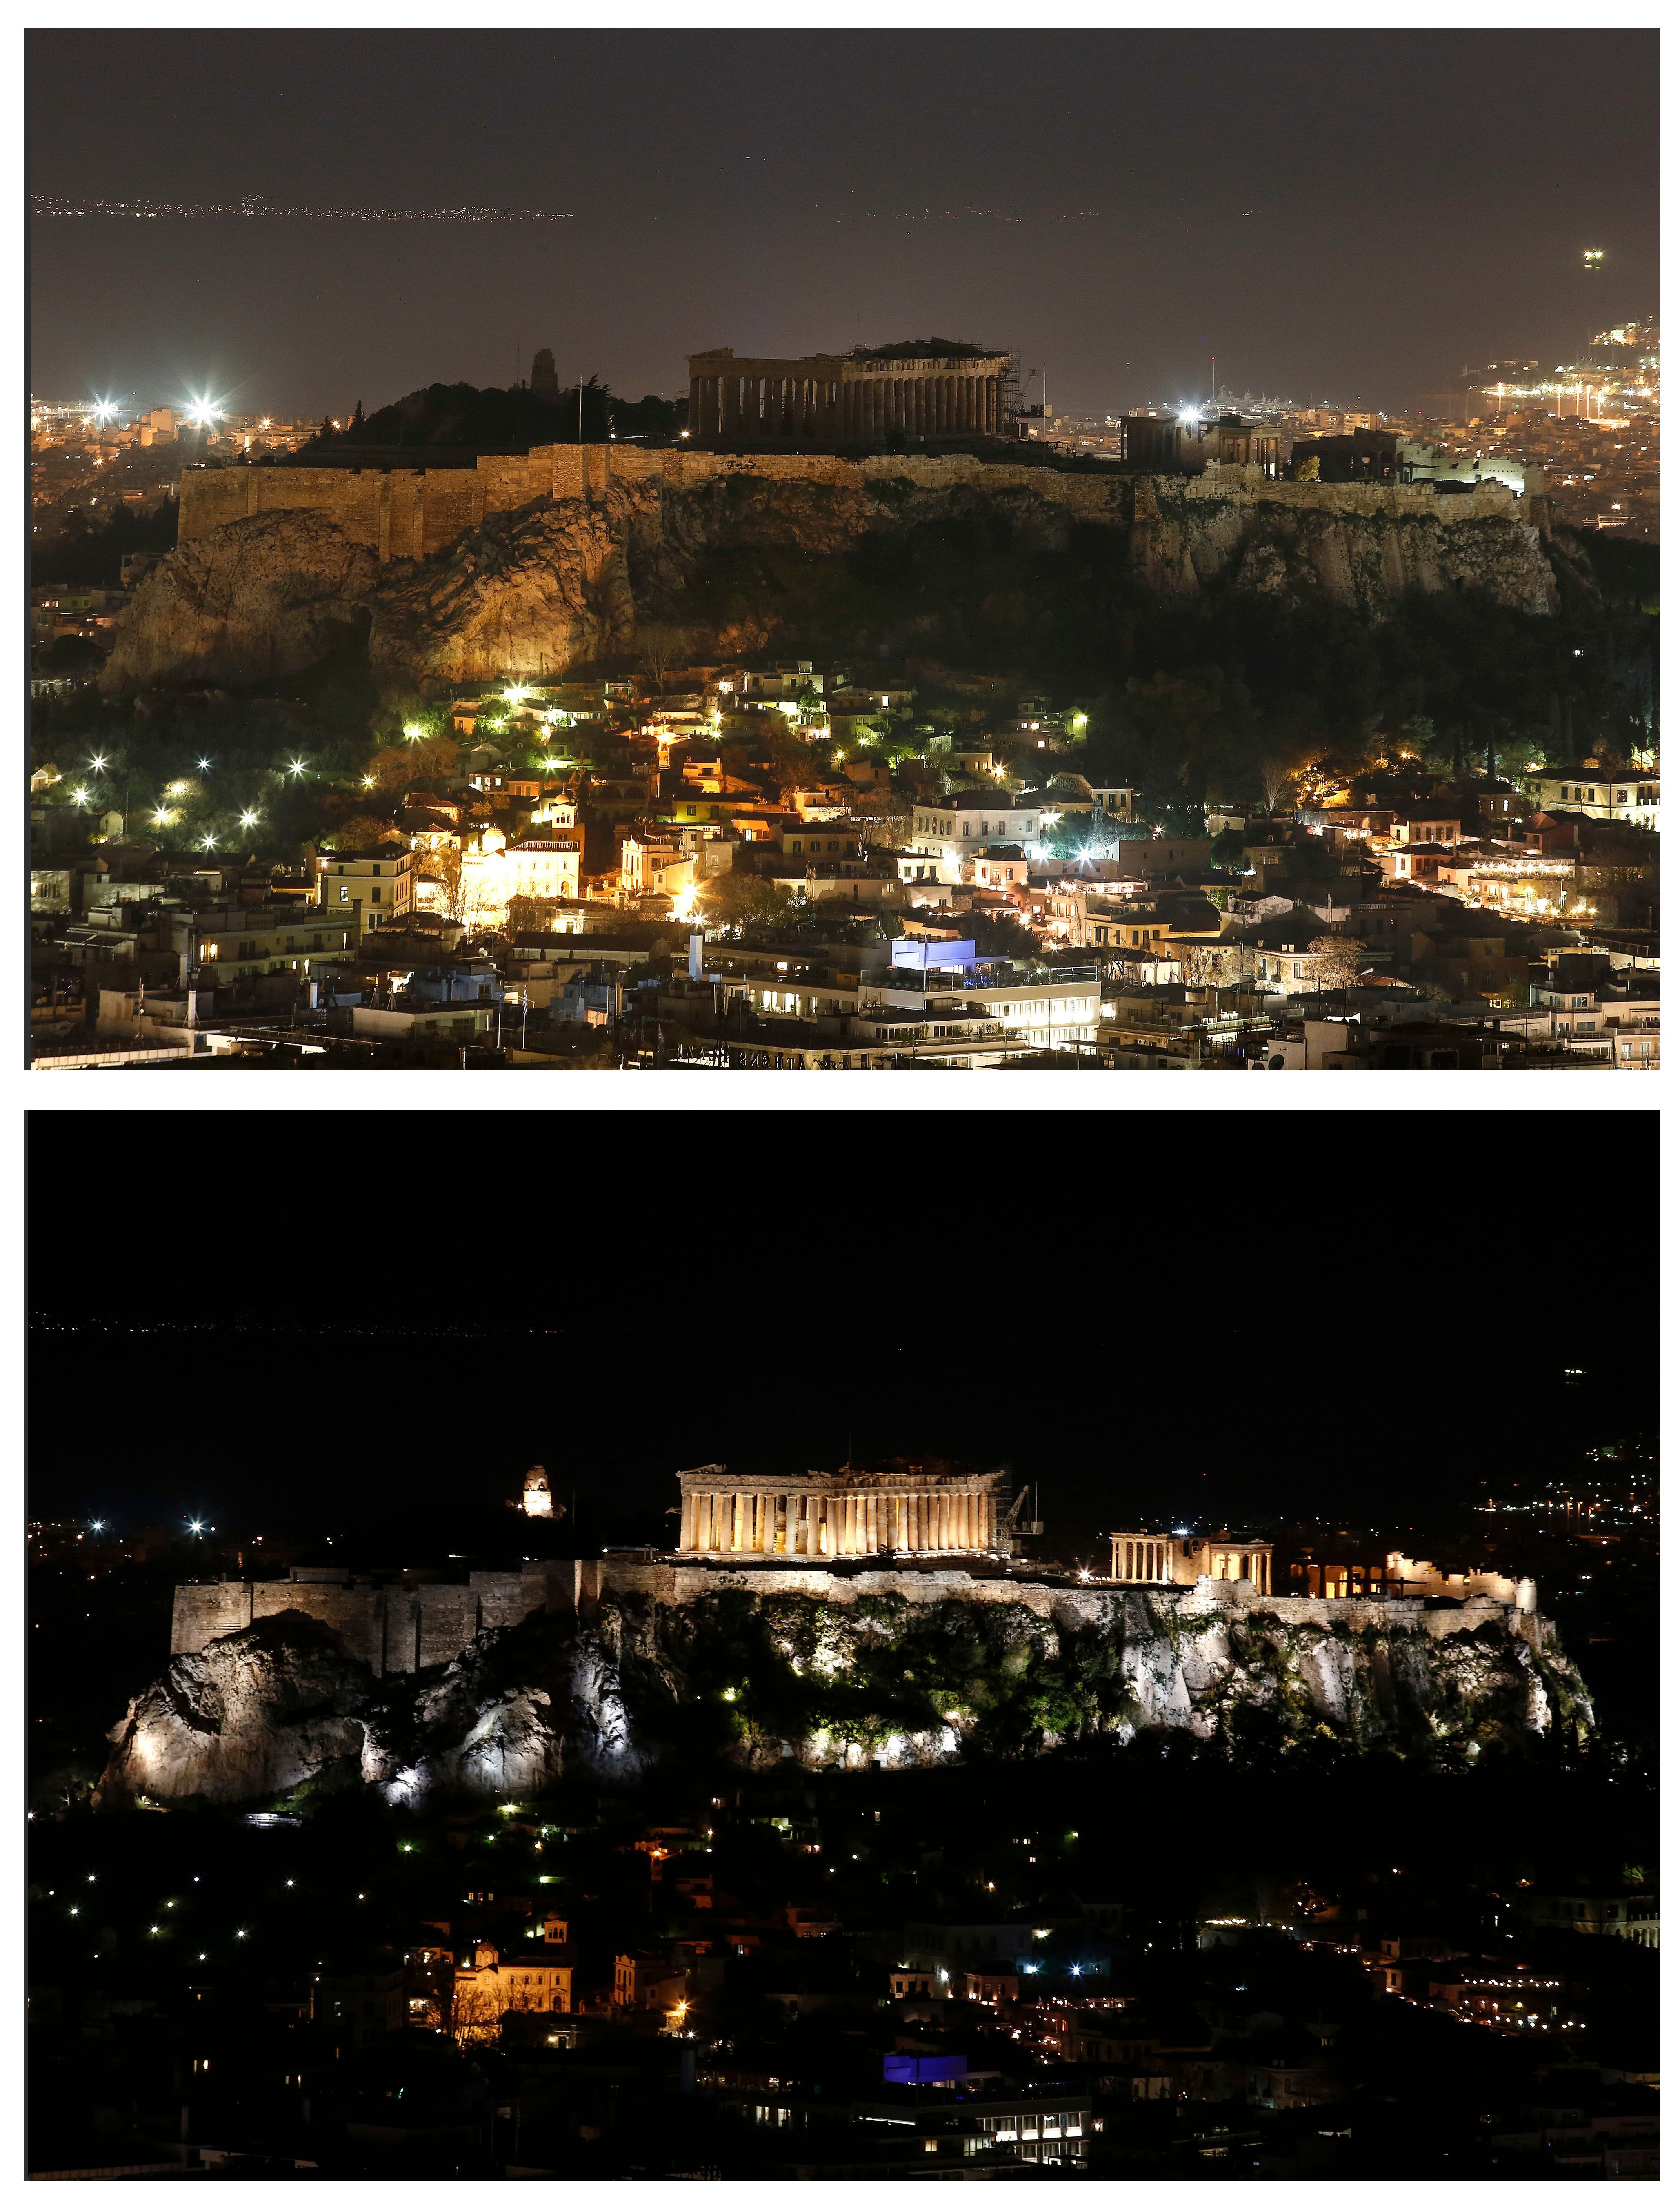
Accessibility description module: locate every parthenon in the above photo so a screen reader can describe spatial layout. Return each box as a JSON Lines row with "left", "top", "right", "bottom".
{"left": 676, "top": 1463, "right": 1013, "bottom": 1559}
{"left": 687, "top": 342, "right": 1013, "bottom": 448}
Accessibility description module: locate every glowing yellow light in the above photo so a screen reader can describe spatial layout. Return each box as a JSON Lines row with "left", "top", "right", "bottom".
{"left": 403, "top": 723, "right": 424, "bottom": 742}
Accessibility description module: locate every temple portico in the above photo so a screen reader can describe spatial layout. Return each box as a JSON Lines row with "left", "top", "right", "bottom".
{"left": 687, "top": 345, "right": 1012, "bottom": 449}
{"left": 1109, "top": 1530, "right": 1273, "bottom": 1593}
{"left": 676, "top": 1464, "right": 1012, "bottom": 1559}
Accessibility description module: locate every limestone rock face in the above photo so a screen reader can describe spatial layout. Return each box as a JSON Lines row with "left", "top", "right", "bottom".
{"left": 98, "top": 467, "right": 1567, "bottom": 700}
{"left": 95, "top": 1608, "right": 631, "bottom": 1810}
{"left": 95, "top": 1612, "right": 373, "bottom": 1807}
{"left": 97, "top": 1588, "right": 1593, "bottom": 1807}
{"left": 98, "top": 511, "right": 380, "bottom": 695}
{"left": 367, "top": 489, "right": 655, "bottom": 687}
{"left": 1139, "top": 486, "right": 1558, "bottom": 620}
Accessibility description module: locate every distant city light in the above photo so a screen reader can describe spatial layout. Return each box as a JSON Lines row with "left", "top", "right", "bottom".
{"left": 188, "top": 1519, "right": 204, "bottom": 1533}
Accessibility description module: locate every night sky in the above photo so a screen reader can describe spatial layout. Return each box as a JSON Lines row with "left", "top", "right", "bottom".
{"left": 29, "top": 1110, "right": 1656, "bottom": 1561}
{"left": 28, "top": 29, "right": 1657, "bottom": 422}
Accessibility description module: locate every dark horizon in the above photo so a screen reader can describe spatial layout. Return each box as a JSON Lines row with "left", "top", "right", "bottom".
{"left": 28, "top": 1110, "right": 1658, "bottom": 1553}
{"left": 27, "top": 29, "right": 1658, "bottom": 420}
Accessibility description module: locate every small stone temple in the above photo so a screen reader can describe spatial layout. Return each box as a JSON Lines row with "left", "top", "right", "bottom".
{"left": 686, "top": 340, "right": 1013, "bottom": 447}
{"left": 676, "top": 1462, "right": 1013, "bottom": 1559}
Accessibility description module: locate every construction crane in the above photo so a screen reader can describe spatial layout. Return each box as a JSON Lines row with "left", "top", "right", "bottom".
{"left": 999, "top": 1483, "right": 1044, "bottom": 1556}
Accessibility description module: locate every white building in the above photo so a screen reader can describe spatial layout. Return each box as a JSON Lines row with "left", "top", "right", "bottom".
{"left": 1521, "top": 763, "right": 1658, "bottom": 832}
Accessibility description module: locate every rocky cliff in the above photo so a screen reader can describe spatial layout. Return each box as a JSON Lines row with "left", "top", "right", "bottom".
{"left": 98, "top": 468, "right": 1562, "bottom": 696}
{"left": 96, "top": 1587, "right": 1591, "bottom": 1809}
{"left": 98, "top": 509, "right": 380, "bottom": 694}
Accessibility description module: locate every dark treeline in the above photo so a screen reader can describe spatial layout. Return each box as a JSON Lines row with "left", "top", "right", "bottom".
{"left": 678, "top": 507, "right": 1657, "bottom": 805}
{"left": 31, "top": 494, "right": 179, "bottom": 589}
{"left": 288, "top": 378, "right": 684, "bottom": 456}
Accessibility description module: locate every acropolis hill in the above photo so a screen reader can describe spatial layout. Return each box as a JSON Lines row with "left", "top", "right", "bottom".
{"left": 100, "top": 373, "right": 1564, "bottom": 695}
{"left": 97, "top": 1464, "right": 1591, "bottom": 1809}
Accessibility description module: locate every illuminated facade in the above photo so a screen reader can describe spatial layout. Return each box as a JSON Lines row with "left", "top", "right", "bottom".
{"left": 676, "top": 1464, "right": 1012, "bottom": 1559}
{"left": 522, "top": 1464, "right": 554, "bottom": 1518}
{"left": 1109, "top": 1531, "right": 1273, "bottom": 1593}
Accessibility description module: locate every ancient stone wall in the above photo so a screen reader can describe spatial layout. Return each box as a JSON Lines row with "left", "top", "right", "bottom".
{"left": 172, "top": 1564, "right": 566, "bottom": 1676}
{"left": 170, "top": 1558, "right": 1548, "bottom": 1678}
{"left": 587, "top": 1560, "right": 1547, "bottom": 1648}
{"left": 180, "top": 444, "right": 1533, "bottom": 565}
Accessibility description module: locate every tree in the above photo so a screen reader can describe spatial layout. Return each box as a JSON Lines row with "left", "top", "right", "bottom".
{"left": 846, "top": 786, "right": 912, "bottom": 849}
{"left": 696, "top": 873, "right": 795, "bottom": 934}
{"left": 1209, "top": 828, "right": 1250, "bottom": 874}
{"left": 1256, "top": 756, "right": 1297, "bottom": 812}
{"left": 350, "top": 398, "right": 365, "bottom": 430}
{"left": 418, "top": 845, "right": 467, "bottom": 924}
{"left": 1308, "top": 934, "right": 1366, "bottom": 994}
{"left": 366, "top": 735, "right": 460, "bottom": 791}
{"left": 328, "top": 813, "right": 398, "bottom": 850}
{"left": 507, "top": 895, "right": 563, "bottom": 936}
{"left": 1180, "top": 941, "right": 1245, "bottom": 988}
{"left": 636, "top": 623, "right": 689, "bottom": 696}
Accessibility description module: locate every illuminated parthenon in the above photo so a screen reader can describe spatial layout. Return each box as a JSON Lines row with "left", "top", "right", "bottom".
{"left": 676, "top": 1464, "right": 1013, "bottom": 1559}
{"left": 1110, "top": 1530, "right": 1273, "bottom": 1593}
{"left": 686, "top": 343, "right": 1013, "bottom": 448}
